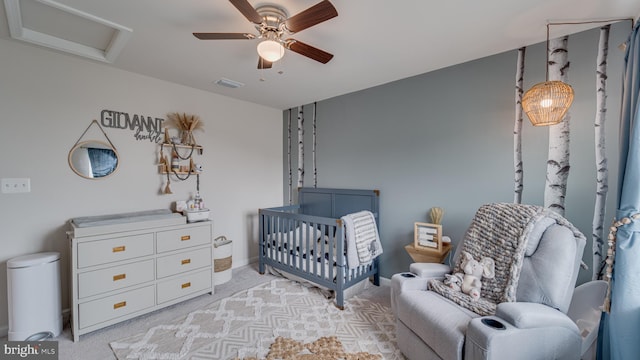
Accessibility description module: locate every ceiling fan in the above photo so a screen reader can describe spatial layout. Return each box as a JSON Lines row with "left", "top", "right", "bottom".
{"left": 193, "top": 0, "right": 338, "bottom": 69}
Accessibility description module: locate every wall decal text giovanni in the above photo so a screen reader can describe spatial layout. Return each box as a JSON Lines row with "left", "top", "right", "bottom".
{"left": 101, "top": 109, "right": 164, "bottom": 143}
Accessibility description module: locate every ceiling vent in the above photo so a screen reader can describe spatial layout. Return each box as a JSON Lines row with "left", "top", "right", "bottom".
{"left": 215, "top": 78, "right": 245, "bottom": 89}
{"left": 3, "top": 0, "right": 132, "bottom": 63}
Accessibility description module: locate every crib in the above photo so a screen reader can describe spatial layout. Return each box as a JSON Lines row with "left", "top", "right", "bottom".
{"left": 258, "top": 187, "right": 381, "bottom": 309}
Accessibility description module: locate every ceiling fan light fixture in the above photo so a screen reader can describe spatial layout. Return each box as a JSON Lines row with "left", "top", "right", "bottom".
{"left": 257, "top": 39, "right": 284, "bottom": 62}
{"left": 195, "top": 0, "right": 337, "bottom": 68}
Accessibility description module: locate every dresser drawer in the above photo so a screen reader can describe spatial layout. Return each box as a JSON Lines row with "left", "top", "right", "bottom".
{"left": 77, "top": 233, "right": 154, "bottom": 268}
{"left": 78, "top": 259, "right": 154, "bottom": 299}
{"left": 156, "top": 247, "right": 211, "bottom": 279}
{"left": 78, "top": 285, "right": 155, "bottom": 329}
{"left": 156, "top": 225, "right": 211, "bottom": 253}
{"left": 157, "top": 269, "right": 212, "bottom": 304}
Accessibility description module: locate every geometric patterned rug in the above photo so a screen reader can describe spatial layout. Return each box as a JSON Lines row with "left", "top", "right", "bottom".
{"left": 110, "top": 278, "right": 403, "bottom": 359}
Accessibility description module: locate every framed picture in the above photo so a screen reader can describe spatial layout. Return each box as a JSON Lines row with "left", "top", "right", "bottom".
{"left": 414, "top": 222, "right": 443, "bottom": 253}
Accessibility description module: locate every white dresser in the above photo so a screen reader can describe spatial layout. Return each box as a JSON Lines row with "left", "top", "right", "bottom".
{"left": 68, "top": 213, "right": 213, "bottom": 341}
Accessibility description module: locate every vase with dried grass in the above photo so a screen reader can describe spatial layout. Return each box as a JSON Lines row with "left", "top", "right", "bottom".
{"left": 165, "top": 112, "right": 204, "bottom": 146}
{"left": 430, "top": 207, "right": 444, "bottom": 224}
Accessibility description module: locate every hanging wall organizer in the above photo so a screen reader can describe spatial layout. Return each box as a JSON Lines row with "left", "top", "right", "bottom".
{"left": 158, "top": 113, "right": 204, "bottom": 193}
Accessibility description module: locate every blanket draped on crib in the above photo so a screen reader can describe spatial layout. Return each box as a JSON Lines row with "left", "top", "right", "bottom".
{"left": 341, "top": 211, "right": 383, "bottom": 269}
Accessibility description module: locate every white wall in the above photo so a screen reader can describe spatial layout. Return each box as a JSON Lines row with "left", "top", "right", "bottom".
{"left": 0, "top": 38, "right": 283, "bottom": 333}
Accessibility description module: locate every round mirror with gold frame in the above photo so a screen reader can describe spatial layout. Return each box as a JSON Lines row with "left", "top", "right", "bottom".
{"left": 68, "top": 140, "right": 120, "bottom": 179}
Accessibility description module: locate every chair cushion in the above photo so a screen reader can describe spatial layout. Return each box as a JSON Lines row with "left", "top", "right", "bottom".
{"left": 397, "top": 290, "right": 479, "bottom": 360}
{"left": 516, "top": 224, "right": 581, "bottom": 313}
{"left": 410, "top": 262, "right": 451, "bottom": 278}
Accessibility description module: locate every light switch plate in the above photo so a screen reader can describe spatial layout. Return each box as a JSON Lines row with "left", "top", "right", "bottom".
{"left": 1, "top": 178, "right": 30, "bottom": 193}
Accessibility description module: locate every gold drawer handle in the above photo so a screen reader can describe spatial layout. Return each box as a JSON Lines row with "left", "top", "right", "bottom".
{"left": 113, "top": 273, "right": 126, "bottom": 281}
{"left": 112, "top": 246, "right": 126, "bottom": 253}
{"left": 181, "top": 259, "right": 191, "bottom": 265}
{"left": 181, "top": 282, "right": 191, "bottom": 289}
{"left": 181, "top": 235, "right": 191, "bottom": 241}
{"left": 113, "top": 301, "right": 126, "bottom": 309}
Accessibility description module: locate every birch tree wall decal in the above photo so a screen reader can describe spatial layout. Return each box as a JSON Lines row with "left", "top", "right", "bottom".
{"left": 544, "top": 36, "right": 571, "bottom": 215}
{"left": 514, "top": 47, "right": 526, "bottom": 204}
{"left": 592, "top": 25, "right": 610, "bottom": 280}
{"left": 297, "top": 106, "right": 304, "bottom": 189}
{"left": 287, "top": 108, "right": 293, "bottom": 204}
{"left": 313, "top": 102, "right": 318, "bottom": 188}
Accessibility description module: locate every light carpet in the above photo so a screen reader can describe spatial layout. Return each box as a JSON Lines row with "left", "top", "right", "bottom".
{"left": 110, "top": 278, "right": 402, "bottom": 360}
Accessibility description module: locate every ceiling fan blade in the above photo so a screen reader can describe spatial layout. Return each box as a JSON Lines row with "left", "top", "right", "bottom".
{"left": 193, "top": 33, "right": 255, "bottom": 40}
{"left": 284, "top": 0, "right": 338, "bottom": 33}
{"left": 286, "top": 40, "right": 333, "bottom": 64}
{"left": 257, "top": 57, "right": 273, "bottom": 69}
{"left": 229, "top": 0, "right": 263, "bottom": 24}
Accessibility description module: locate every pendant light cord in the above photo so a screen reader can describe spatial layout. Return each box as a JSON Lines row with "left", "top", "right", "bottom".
{"left": 545, "top": 24, "right": 550, "bottom": 81}
{"left": 543, "top": 18, "right": 634, "bottom": 80}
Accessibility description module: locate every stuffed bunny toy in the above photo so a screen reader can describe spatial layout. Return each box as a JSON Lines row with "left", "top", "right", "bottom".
{"left": 460, "top": 251, "right": 495, "bottom": 301}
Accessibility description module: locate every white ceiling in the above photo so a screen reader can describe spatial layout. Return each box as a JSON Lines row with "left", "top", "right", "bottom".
{"left": 1, "top": 0, "right": 639, "bottom": 110}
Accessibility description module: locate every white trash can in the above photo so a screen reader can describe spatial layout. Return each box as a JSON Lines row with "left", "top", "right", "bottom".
{"left": 213, "top": 236, "right": 232, "bottom": 285}
{"left": 7, "top": 252, "right": 62, "bottom": 341}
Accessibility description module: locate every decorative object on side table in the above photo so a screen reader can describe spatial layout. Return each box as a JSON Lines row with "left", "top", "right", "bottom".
{"left": 405, "top": 207, "right": 451, "bottom": 263}
{"left": 414, "top": 222, "right": 442, "bottom": 251}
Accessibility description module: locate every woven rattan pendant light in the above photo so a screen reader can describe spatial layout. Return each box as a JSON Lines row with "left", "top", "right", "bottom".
{"left": 522, "top": 24, "right": 574, "bottom": 126}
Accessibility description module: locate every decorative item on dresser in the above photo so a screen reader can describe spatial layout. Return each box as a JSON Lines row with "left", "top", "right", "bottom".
{"left": 67, "top": 209, "right": 213, "bottom": 341}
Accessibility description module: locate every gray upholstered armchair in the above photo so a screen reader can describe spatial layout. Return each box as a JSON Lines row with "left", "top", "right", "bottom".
{"left": 391, "top": 203, "right": 587, "bottom": 360}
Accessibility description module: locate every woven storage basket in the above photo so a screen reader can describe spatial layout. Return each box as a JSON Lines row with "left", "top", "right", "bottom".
{"left": 213, "top": 236, "right": 232, "bottom": 285}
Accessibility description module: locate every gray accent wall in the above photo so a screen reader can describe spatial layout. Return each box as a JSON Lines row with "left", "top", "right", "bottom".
{"left": 283, "top": 22, "right": 630, "bottom": 285}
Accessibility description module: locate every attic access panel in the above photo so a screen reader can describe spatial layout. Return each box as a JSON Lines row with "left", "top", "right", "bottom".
{"left": 4, "top": 0, "right": 132, "bottom": 63}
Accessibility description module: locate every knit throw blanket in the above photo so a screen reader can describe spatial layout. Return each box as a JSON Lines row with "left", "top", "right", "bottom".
{"left": 429, "top": 203, "right": 554, "bottom": 316}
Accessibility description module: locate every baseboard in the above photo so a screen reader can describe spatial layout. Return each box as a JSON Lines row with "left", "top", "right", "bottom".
{"left": 234, "top": 256, "right": 255, "bottom": 268}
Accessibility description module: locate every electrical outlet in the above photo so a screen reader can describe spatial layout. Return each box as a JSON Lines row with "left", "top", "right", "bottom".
{"left": 1, "top": 178, "right": 30, "bottom": 193}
